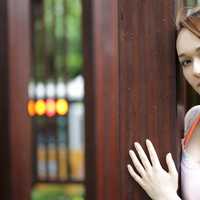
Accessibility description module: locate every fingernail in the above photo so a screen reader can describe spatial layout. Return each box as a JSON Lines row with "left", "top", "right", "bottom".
{"left": 129, "top": 150, "right": 133, "bottom": 155}
{"left": 134, "top": 142, "right": 139, "bottom": 147}
{"left": 167, "top": 152, "right": 171, "bottom": 158}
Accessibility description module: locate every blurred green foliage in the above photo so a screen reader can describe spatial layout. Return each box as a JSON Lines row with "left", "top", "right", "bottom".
{"left": 32, "top": 184, "right": 84, "bottom": 200}
{"left": 34, "top": 0, "right": 82, "bottom": 81}
{"left": 66, "top": 0, "right": 83, "bottom": 78}
{"left": 32, "top": 189, "right": 66, "bottom": 200}
{"left": 186, "top": 0, "right": 199, "bottom": 7}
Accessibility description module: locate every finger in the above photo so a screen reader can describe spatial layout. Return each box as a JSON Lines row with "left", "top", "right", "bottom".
{"left": 129, "top": 150, "right": 146, "bottom": 177}
{"left": 166, "top": 153, "right": 178, "bottom": 177}
{"left": 146, "top": 139, "right": 161, "bottom": 168}
{"left": 127, "top": 164, "right": 144, "bottom": 186}
{"left": 134, "top": 142, "right": 152, "bottom": 171}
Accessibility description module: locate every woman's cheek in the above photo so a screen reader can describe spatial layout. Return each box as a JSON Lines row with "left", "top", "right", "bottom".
{"left": 182, "top": 70, "right": 191, "bottom": 83}
{"left": 183, "top": 71, "right": 197, "bottom": 90}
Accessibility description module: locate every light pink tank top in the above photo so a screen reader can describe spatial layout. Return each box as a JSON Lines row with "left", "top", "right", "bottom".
{"left": 181, "top": 106, "right": 200, "bottom": 200}
{"left": 181, "top": 148, "right": 200, "bottom": 200}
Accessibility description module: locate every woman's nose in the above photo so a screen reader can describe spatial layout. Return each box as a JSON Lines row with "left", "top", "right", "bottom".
{"left": 193, "top": 57, "right": 200, "bottom": 77}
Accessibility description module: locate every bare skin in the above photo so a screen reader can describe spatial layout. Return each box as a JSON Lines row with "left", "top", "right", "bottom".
{"left": 127, "top": 140, "right": 180, "bottom": 200}
{"left": 128, "top": 28, "right": 200, "bottom": 199}
{"left": 176, "top": 28, "right": 200, "bottom": 93}
{"left": 177, "top": 28, "right": 200, "bottom": 162}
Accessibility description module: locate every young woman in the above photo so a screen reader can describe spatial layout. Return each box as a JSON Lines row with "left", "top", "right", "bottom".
{"left": 127, "top": 6, "right": 200, "bottom": 200}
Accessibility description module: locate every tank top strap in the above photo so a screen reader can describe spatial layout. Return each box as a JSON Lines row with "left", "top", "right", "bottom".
{"left": 183, "top": 114, "right": 200, "bottom": 148}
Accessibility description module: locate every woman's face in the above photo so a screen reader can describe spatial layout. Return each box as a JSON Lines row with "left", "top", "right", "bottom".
{"left": 177, "top": 28, "right": 200, "bottom": 94}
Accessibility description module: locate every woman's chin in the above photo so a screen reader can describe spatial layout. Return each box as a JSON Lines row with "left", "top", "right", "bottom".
{"left": 193, "top": 87, "right": 200, "bottom": 95}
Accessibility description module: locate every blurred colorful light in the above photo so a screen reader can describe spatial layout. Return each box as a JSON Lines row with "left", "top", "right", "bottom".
{"left": 46, "top": 99, "right": 56, "bottom": 117}
{"left": 35, "top": 100, "right": 46, "bottom": 116}
{"left": 27, "top": 100, "right": 35, "bottom": 116}
{"left": 56, "top": 99, "right": 69, "bottom": 115}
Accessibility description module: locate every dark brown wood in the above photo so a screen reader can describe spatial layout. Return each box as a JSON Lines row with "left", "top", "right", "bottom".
{"left": 83, "top": 0, "right": 120, "bottom": 200}
{"left": 0, "top": 0, "right": 11, "bottom": 199}
{"left": 7, "top": 0, "right": 32, "bottom": 199}
{"left": 82, "top": 1, "right": 96, "bottom": 199}
{"left": 119, "top": 1, "right": 181, "bottom": 199}
{"left": 84, "top": 0, "right": 182, "bottom": 200}
{"left": 2, "top": 0, "right": 186, "bottom": 199}
{"left": 93, "top": 0, "right": 120, "bottom": 199}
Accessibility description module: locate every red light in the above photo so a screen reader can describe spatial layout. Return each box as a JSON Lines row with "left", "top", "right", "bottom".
{"left": 46, "top": 99, "right": 56, "bottom": 117}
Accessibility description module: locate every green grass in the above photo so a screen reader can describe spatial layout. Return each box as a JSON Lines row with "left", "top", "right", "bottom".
{"left": 32, "top": 184, "right": 84, "bottom": 200}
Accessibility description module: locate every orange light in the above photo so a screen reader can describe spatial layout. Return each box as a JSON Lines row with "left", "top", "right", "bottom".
{"left": 35, "top": 99, "right": 46, "bottom": 116}
{"left": 56, "top": 99, "right": 69, "bottom": 115}
{"left": 27, "top": 100, "right": 35, "bottom": 116}
{"left": 46, "top": 99, "right": 56, "bottom": 117}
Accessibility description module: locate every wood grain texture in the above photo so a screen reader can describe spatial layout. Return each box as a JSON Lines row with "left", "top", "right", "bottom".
{"left": 119, "top": 1, "right": 181, "bottom": 199}
{"left": 7, "top": 0, "right": 32, "bottom": 199}
{"left": 83, "top": 0, "right": 120, "bottom": 200}
{"left": 83, "top": 0, "right": 183, "bottom": 199}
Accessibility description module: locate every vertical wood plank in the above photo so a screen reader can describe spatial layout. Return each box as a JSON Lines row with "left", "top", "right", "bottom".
{"left": 83, "top": 0, "right": 120, "bottom": 200}
{"left": 84, "top": 0, "right": 182, "bottom": 199}
{"left": 82, "top": 0, "right": 96, "bottom": 199}
{"left": 0, "top": 0, "right": 11, "bottom": 199}
{"left": 7, "top": 0, "right": 32, "bottom": 199}
{"left": 119, "top": 0, "right": 180, "bottom": 199}
{"left": 93, "top": 0, "right": 119, "bottom": 200}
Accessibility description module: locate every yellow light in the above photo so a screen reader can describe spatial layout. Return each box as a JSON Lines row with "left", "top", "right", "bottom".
{"left": 27, "top": 100, "right": 35, "bottom": 117}
{"left": 56, "top": 99, "right": 69, "bottom": 115}
{"left": 35, "top": 99, "right": 46, "bottom": 116}
{"left": 46, "top": 99, "right": 56, "bottom": 117}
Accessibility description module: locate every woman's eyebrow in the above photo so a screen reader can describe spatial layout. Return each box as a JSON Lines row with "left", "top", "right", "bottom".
{"left": 178, "top": 53, "right": 186, "bottom": 58}
{"left": 179, "top": 47, "right": 200, "bottom": 58}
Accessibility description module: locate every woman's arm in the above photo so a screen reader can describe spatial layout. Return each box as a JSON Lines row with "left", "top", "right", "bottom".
{"left": 127, "top": 139, "right": 181, "bottom": 200}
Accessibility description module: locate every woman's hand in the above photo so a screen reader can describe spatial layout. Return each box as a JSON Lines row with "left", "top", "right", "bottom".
{"left": 127, "top": 139, "right": 181, "bottom": 200}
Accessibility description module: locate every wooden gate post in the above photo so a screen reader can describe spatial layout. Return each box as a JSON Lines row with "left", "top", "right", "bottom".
{"left": 7, "top": 0, "right": 32, "bottom": 199}
{"left": 119, "top": 1, "right": 180, "bottom": 199}
{"left": 83, "top": 0, "right": 120, "bottom": 200}
{"left": 0, "top": 0, "right": 11, "bottom": 199}
{"left": 84, "top": 0, "right": 181, "bottom": 199}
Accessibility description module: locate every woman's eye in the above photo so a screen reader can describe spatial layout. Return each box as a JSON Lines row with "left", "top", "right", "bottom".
{"left": 180, "top": 59, "right": 192, "bottom": 67}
